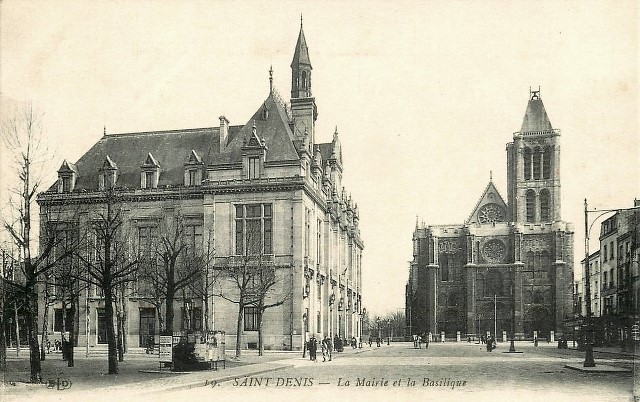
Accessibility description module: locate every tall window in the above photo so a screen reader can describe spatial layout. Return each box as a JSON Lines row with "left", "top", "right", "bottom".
{"left": 526, "top": 190, "right": 536, "bottom": 223}
{"left": 543, "top": 147, "right": 552, "bottom": 179}
{"left": 62, "top": 177, "right": 71, "bottom": 192}
{"left": 145, "top": 171, "right": 154, "bottom": 189}
{"left": 440, "top": 255, "right": 449, "bottom": 281}
{"left": 184, "top": 224, "right": 203, "bottom": 256}
{"left": 138, "top": 226, "right": 157, "bottom": 258}
{"left": 304, "top": 208, "right": 311, "bottom": 257}
{"left": 523, "top": 148, "right": 532, "bottom": 180}
{"left": 532, "top": 148, "right": 542, "bottom": 179}
{"left": 54, "top": 309, "right": 74, "bottom": 332}
{"left": 244, "top": 306, "right": 259, "bottom": 331}
{"left": 539, "top": 190, "right": 550, "bottom": 222}
{"left": 248, "top": 157, "right": 259, "bottom": 179}
{"left": 317, "top": 219, "right": 322, "bottom": 264}
{"left": 235, "top": 204, "right": 272, "bottom": 255}
{"left": 189, "top": 169, "right": 197, "bottom": 186}
{"left": 97, "top": 308, "right": 107, "bottom": 344}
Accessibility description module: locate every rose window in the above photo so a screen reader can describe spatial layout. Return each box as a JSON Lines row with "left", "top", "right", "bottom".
{"left": 478, "top": 203, "right": 505, "bottom": 224}
{"left": 482, "top": 239, "right": 507, "bottom": 263}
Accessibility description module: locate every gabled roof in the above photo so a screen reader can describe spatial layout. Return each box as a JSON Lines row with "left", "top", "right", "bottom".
{"left": 101, "top": 155, "right": 118, "bottom": 170}
{"left": 141, "top": 152, "right": 160, "bottom": 168}
{"left": 520, "top": 93, "right": 553, "bottom": 132}
{"left": 57, "top": 160, "right": 78, "bottom": 175}
{"left": 467, "top": 179, "right": 508, "bottom": 224}
{"left": 291, "top": 23, "right": 312, "bottom": 68}
{"left": 185, "top": 149, "right": 203, "bottom": 165}
{"left": 222, "top": 93, "right": 299, "bottom": 164}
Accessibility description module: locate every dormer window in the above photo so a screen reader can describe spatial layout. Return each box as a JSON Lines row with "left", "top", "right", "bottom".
{"left": 57, "top": 160, "right": 78, "bottom": 193}
{"left": 241, "top": 122, "right": 267, "bottom": 180}
{"left": 98, "top": 155, "right": 118, "bottom": 191}
{"left": 140, "top": 153, "right": 160, "bottom": 189}
{"left": 248, "top": 157, "right": 259, "bottom": 179}
{"left": 184, "top": 150, "right": 204, "bottom": 186}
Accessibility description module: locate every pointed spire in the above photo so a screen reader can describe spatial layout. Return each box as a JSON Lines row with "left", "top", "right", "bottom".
{"left": 291, "top": 18, "right": 311, "bottom": 67}
{"left": 520, "top": 86, "right": 553, "bottom": 133}
{"left": 415, "top": 215, "right": 419, "bottom": 229}
{"left": 103, "top": 125, "right": 106, "bottom": 137}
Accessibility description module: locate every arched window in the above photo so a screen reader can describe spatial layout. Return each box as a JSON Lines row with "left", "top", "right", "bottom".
{"left": 533, "top": 147, "right": 542, "bottom": 179}
{"left": 523, "top": 148, "right": 532, "bottom": 180}
{"left": 301, "top": 71, "right": 307, "bottom": 89}
{"left": 543, "top": 146, "right": 552, "bottom": 179}
{"left": 539, "top": 190, "right": 550, "bottom": 222}
{"left": 526, "top": 190, "right": 536, "bottom": 223}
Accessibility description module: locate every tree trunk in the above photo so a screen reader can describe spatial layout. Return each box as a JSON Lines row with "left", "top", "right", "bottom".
{"left": 61, "top": 298, "right": 67, "bottom": 361}
{"left": 40, "top": 293, "right": 49, "bottom": 361}
{"left": 26, "top": 290, "right": 41, "bottom": 382}
{"left": 115, "top": 290, "right": 123, "bottom": 362}
{"left": 257, "top": 309, "right": 264, "bottom": 356}
{"left": 103, "top": 286, "right": 118, "bottom": 374}
{"left": 235, "top": 302, "right": 243, "bottom": 358}
{"left": 164, "top": 288, "right": 175, "bottom": 336}
{"left": 67, "top": 297, "right": 76, "bottom": 367}
{"left": 14, "top": 304, "right": 20, "bottom": 357}
{"left": 0, "top": 312, "right": 6, "bottom": 371}
{"left": 155, "top": 304, "right": 165, "bottom": 335}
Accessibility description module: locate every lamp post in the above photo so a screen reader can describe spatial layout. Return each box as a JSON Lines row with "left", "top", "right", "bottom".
{"left": 509, "top": 265, "right": 517, "bottom": 352}
{"left": 302, "top": 311, "right": 308, "bottom": 358}
{"left": 387, "top": 320, "right": 390, "bottom": 345}
{"left": 494, "top": 294, "right": 497, "bottom": 340}
{"left": 360, "top": 307, "right": 366, "bottom": 346}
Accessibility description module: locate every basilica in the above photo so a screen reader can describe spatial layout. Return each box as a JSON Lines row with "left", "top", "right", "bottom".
{"left": 406, "top": 91, "right": 574, "bottom": 341}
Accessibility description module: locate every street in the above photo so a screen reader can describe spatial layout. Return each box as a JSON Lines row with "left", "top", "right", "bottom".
{"left": 2, "top": 342, "right": 636, "bottom": 402}
{"left": 166, "top": 342, "right": 635, "bottom": 402}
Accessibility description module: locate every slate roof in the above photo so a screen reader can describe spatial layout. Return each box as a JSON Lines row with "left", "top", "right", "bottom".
{"left": 520, "top": 96, "right": 553, "bottom": 133}
{"left": 49, "top": 125, "right": 239, "bottom": 192}
{"left": 46, "top": 90, "right": 346, "bottom": 192}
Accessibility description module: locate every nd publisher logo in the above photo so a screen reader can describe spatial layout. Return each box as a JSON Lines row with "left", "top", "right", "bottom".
{"left": 46, "top": 378, "right": 72, "bottom": 390}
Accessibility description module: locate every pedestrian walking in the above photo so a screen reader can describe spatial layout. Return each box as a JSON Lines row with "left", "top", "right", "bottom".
{"left": 413, "top": 334, "right": 418, "bottom": 348}
{"left": 424, "top": 334, "right": 429, "bottom": 349}
{"left": 376, "top": 336, "right": 381, "bottom": 347}
{"left": 417, "top": 334, "right": 422, "bottom": 349}
{"left": 326, "top": 336, "right": 333, "bottom": 361}
{"left": 368, "top": 336, "right": 372, "bottom": 347}
{"left": 309, "top": 336, "right": 318, "bottom": 362}
{"left": 534, "top": 337, "right": 538, "bottom": 347}
{"left": 321, "top": 337, "right": 328, "bottom": 362}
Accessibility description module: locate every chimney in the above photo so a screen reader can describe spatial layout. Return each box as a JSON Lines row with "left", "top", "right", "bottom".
{"left": 219, "top": 115, "right": 229, "bottom": 149}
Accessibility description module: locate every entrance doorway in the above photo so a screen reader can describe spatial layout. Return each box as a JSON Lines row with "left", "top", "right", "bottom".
{"left": 139, "top": 308, "right": 155, "bottom": 347}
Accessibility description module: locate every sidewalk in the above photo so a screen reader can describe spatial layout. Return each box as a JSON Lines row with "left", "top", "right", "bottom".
{"left": 1, "top": 345, "right": 368, "bottom": 400}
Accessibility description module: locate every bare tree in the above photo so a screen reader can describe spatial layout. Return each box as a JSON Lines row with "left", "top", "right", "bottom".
{"left": 77, "top": 188, "right": 137, "bottom": 374}
{"left": 137, "top": 214, "right": 206, "bottom": 336}
{"left": 1, "top": 104, "right": 68, "bottom": 382}
{"left": 252, "top": 266, "right": 291, "bottom": 356}
{"left": 214, "top": 217, "right": 282, "bottom": 358}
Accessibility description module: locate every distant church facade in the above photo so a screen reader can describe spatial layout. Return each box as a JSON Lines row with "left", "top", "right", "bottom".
{"left": 406, "top": 90, "right": 574, "bottom": 341}
{"left": 37, "top": 23, "right": 364, "bottom": 351}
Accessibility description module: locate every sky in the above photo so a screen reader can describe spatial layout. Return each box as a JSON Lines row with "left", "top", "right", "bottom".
{"left": 1, "top": 0, "right": 638, "bottom": 316}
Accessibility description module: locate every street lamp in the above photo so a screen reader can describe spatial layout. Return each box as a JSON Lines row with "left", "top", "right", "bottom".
{"left": 387, "top": 320, "right": 390, "bottom": 345}
{"left": 302, "top": 310, "right": 308, "bottom": 358}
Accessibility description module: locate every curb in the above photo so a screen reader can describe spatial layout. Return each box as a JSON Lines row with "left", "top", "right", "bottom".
{"left": 564, "top": 364, "right": 632, "bottom": 373}
{"left": 151, "top": 363, "right": 295, "bottom": 394}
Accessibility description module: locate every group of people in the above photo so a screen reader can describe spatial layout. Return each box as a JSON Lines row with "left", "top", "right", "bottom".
{"left": 481, "top": 335, "right": 497, "bottom": 352}
{"left": 306, "top": 335, "right": 366, "bottom": 362}
{"left": 412, "top": 334, "right": 430, "bottom": 349}
{"left": 304, "top": 335, "right": 332, "bottom": 362}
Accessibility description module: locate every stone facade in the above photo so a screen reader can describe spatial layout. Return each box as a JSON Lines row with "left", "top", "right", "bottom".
{"left": 36, "top": 23, "right": 364, "bottom": 351}
{"left": 406, "top": 90, "right": 574, "bottom": 341}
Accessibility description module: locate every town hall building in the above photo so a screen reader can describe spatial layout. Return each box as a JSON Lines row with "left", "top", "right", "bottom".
{"left": 406, "top": 90, "right": 574, "bottom": 341}
{"left": 37, "top": 23, "right": 364, "bottom": 352}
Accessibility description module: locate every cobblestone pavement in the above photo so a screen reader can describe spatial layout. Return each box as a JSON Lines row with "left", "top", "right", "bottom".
{"left": 165, "top": 342, "right": 637, "bottom": 402}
